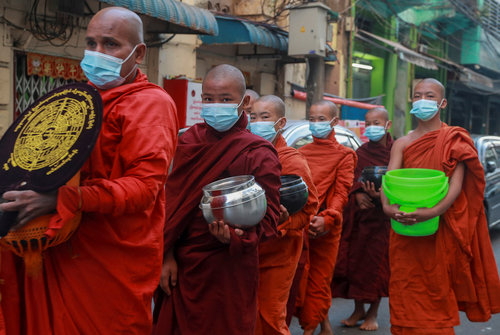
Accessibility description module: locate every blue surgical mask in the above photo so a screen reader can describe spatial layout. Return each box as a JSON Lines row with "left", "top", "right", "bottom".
{"left": 410, "top": 99, "right": 443, "bottom": 121}
{"left": 246, "top": 113, "right": 251, "bottom": 130}
{"left": 364, "top": 124, "right": 387, "bottom": 142}
{"left": 309, "top": 121, "right": 333, "bottom": 139}
{"left": 80, "top": 45, "right": 138, "bottom": 90}
{"left": 250, "top": 118, "right": 282, "bottom": 142}
{"left": 201, "top": 98, "right": 244, "bottom": 132}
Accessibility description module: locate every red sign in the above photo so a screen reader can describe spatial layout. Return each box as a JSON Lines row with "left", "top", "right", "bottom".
{"left": 27, "top": 53, "right": 87, "bottom": 81}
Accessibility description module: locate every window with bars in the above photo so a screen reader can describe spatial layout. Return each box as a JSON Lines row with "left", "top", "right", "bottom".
{"left": 483, "top": 0, "right": 500, "bottom": 41}
{"left": 14, "top": 52, "right": 80, "bottom": 119}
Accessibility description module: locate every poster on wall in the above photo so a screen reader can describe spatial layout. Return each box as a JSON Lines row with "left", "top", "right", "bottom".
{"left": 338, "top": 119, "right": 367, "bottom": 143}
{"left": 185, "top": 81, "right": 203, "bottom": 126}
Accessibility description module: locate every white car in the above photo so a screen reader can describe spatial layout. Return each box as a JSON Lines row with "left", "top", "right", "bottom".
{"left": 282, "top": 120, "right": 362, "bottom": 150}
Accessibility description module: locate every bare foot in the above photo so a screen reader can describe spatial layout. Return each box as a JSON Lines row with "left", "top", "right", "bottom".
{"left": 318, "top": 318, "right": 333, "bottom": 335}
{"left": 303, "top": 329, "right": 314, "bottom": 335}
{"left": 359, "top": 315, "right": 378, "bottom": 331}
{"left": 341, "top": 310, "right": 366, "bottom": 327}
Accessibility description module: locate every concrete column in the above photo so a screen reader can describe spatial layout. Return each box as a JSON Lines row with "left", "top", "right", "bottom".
{"left": 157, "top": 34, "right": 199, "bottom": 86}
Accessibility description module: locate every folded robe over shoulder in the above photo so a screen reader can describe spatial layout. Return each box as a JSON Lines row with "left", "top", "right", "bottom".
{"left": 296, "top": 131, "right": 357, "bottom": 330}
{"left": 333, "top": 135, "right": 392, "bottom": 302}
{"left": 389, "top": 124, "right": 500, "bottom": 331}
{"left": 152, "top": 115, "right": 281, "bottom": 335}
{"left": 256, "top": 134, "right": 319, "bottom": 335}
{"left": 0, "top": 70, "right": 179, "bottom": 334}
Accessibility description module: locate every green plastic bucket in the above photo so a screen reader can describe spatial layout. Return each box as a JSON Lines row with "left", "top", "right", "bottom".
{"left": 382, "top": 168, "right": 449, "bottom": 237}
{"left": 384, "top": 168, "right": 446, "bottom": 184}
{"left": 382, "top": 177, "right": 449, "bottom": 205}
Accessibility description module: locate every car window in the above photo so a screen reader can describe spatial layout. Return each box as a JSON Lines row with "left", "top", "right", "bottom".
{"left": 291, "top": 133, "right": 355, "bottom": 150}
{"left": 348, "top": 136, "right": 360, "bottom": 151}
{"left": 485, "top": 145, "right": 497, "bottom": 168}
{"left": 494, "top": 143, "right": 500, "bottom": 167}
{"left": 335, "top": 134, "right": 351, "bottom": 148}
{"left": 291, "top": 135, "right": 313, "bottom": 149}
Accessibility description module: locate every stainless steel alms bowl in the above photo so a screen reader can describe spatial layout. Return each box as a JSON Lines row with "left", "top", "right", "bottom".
{"left": 199, "top": 175, "right": 267, "bottom": 229}
{"left": 280, "top": 175, "right": 308, "bottom": 215}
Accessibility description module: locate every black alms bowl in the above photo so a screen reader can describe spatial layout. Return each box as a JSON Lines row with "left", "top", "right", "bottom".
{"left": 360, "top": 166, "right": 388, "bottom": 189}
{"left": 280, "top": 175, "right": 309, "bottom": 215}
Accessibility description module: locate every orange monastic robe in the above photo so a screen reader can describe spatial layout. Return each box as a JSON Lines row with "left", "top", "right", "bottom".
{"left": 296, "top": 130, "right": 357, "bottom": 330}
{"left": 256, "top": 135, "right": 319, "bottom": 335}
{"left": 0, "top": 70, "right": 179, "bottom": 334}
{"left": 390, "top": 124, "right": 500, "bottom": 334}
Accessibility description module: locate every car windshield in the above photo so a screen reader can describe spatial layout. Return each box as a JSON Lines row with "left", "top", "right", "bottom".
{"left": 291, "top": 134, "right": 353, "bottom": 149}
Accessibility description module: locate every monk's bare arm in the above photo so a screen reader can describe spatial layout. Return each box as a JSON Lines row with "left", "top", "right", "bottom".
{"left": 381, "top": 137, "right": 407, "bottom": 219}
{"left": 398, "top": 162, "right": 465, "bottom": 224}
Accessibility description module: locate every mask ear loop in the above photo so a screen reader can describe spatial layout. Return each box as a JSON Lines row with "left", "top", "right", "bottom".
{"left": 120, "top": 44, "right": 140, "bottom": 80}
{"left": 270, "top": 117, "right": 284, "bottom": 143}
{"left": 437, "top": 99, "right": 444, "bottom": 109}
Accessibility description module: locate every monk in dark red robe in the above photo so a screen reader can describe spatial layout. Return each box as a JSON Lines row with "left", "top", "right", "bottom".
{"left": 332, "top": 107, "right": 392, "bottom": 331}
{"left": 382, "top": 78, "right": 500, "bottom": 334}
{"left": 250, "top": 95, "right": 319, "bottom": 335}
{"left": 152, "top": 65, "right": 281, "bottom": 335}
{"left": 0, "top": 8, "right": 178, "bottom": 334}
{"left": 296, "top": 100, "right": 357, "bottom": 335}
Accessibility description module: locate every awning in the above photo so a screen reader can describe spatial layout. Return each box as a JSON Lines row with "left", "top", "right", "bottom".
{"left": 291, "top": 90, "right": 384, "bottom": 110}
{"left": 423, "top": 54, "right": 494, "bottom": 89}
{"left": 357, "top": 30, "right": 438, "bottom": 70}
{"left": 200, "top": 16, "right": 287, "bottom": 52}
{"left": 99, "top": 0, "right": 218, "bottom": 35}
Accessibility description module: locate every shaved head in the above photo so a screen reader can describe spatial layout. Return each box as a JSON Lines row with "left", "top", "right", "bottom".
{"left": 256, "top": 95, "right": 286, "bottom": 118}
{"left": 245, "top": 89, "right": 260, "bottom": 102}
{"left": 311, "top": 100, "right": 338, "bottom": 118}
{"left": 415, "top": 78, "right": 445, "bottom": 100}
{"left": 204, "top": 65, "right": 246, "bottom": 98}
{"left": 366, "top": 107, "right": 389, "bottom": 122}
{"left": 90, "top": 7, "right": 144, "bottom": 45}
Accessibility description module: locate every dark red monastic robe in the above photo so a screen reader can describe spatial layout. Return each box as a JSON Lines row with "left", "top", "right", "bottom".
{"left": 332, "top": 135, "right": 393, "bottom": 302}
{"left": 255, "top": 135, "right": 318, "bottom": 335}
{"left": 152, "top": 115, "right": 281, "bottom": 335}
{"left": 295, "top": 130, "right": 357, "bottom": 330}
{"left": 390, "top": 124, "right": 500, "bottom": 334}
{"left": 0, "top": 70, "right": 179, "bottom": 334}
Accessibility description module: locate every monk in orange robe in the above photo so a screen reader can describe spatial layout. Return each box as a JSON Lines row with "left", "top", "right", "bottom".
{"left": 333, "top": 107, "right": 393, "bottom": 331}
{"left": 152, "top": 65, "right": 281, "bottom": 335}
{"left": 250, "top": 95, "right": 319, "bottom": 335}
{"left": 296, "top": 100, "right": 357, "bottom": 335}
{"left": 382, "top": 78, "right": 500, "bottom": 334}
{"left": 0, "top": 8, "right": 179, "bottom": 334}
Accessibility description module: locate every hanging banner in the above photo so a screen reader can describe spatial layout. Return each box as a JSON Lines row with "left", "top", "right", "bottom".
{"left": 27, "top": 53, "right": 87, "bottom": 81}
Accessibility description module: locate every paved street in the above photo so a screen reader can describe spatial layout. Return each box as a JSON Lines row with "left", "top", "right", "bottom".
{"left": 290, "top": 225, "right": 500, "bottom": 335}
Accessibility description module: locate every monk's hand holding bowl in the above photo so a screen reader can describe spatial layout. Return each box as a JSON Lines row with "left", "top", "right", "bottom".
{"left": 355, "top": 192, "right": 375, "bottom": 210}
{"left": 278, "top": 204, "right": 289, "bottom": 224}
{"left": 208, "top": 220, "right": 243, "bottom": 244}
{"left": 0, "top": 190, "right": 58, "bottom": 229}
{"left": 361, "top": 181, "right": 380, "bottom": 199}
{"left": 160, "top": 248, "right": 177, "bottom": 296}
